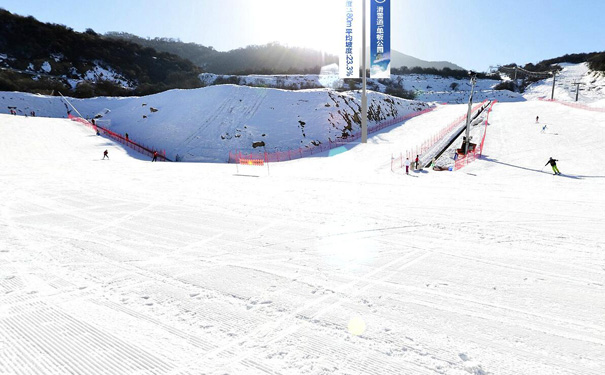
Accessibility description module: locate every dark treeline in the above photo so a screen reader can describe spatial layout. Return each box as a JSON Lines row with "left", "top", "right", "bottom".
{"left": 105, "top": 34, "right": 339, "bottom": 75}
{"left": 0, "top": 9, "right": 203, "bottom": 97}
{"left": 496, "top": 52, "right": 605, "bottom": 92}
{"left": 502, "top": 52, "right": 605, "bottom": 73}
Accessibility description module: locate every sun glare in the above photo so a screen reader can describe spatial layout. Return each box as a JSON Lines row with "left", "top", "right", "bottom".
{"left": 248, "top": 0, "right": 342, "bottom": 54}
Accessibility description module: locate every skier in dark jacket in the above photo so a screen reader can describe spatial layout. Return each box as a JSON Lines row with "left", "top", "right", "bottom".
{"left": 103, "top": 150, "right": 109, "bottom": 160}
{"left": 152, "top": 151, "right": 158, "bottom": 162}
{"left": 545, "top": 157, "right": 560, "bottom": 175}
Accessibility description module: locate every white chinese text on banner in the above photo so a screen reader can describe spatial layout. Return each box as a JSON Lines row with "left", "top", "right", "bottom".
{"left": 339, "top": 0, "right": 361, "bottom": 78}
{"left": 370, "top": 0, "right": 390, "bottom": 78}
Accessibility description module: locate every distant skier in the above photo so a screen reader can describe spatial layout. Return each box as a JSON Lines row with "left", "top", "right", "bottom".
{"left": 152, "top": 151, "right": 158, "bottom": 162}
{"left": 545, "top": 157, "right": 560, "bottom": 175}
{"left": 541, "top": 125, "right": 547, "bottom": 133}
{"left": 415, "top": 155, "right": 420, "bottom": 170}
{"left": 404, "top": 157, "right": 411, "bottom": 175}
{"left": 103, "top": 150, "right": 109, "bottom": 160}
{"left": 125, "top": 133, "right": 129, "bottom": 140}
{"left": 536, "top": 115, "right": 539, "bottom": 123}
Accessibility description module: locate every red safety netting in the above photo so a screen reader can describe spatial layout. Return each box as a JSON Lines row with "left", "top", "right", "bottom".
{"left": 390, "top": 100, "right": 490, "bottom": 172}
{"left": 68, "top": 114, "right": 170, "bottom": 161}
{"left": 454, "top": 100, "right": 497, "bottom": 170}
{"left": 405, "top": 100, "right": 488, "bottom": 161}
{"left": 229, "top": 107, "right": 436, "bottom": 164}
{"left": 538, "top": 98, "right": 605, "bottom": 113}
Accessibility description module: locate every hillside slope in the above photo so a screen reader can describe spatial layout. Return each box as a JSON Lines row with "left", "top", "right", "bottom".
{"left": 0, "top": 86, "right": 432, "bottom": 162}
{"left": 523, "top": 63, "right": 605, "bottom": 104}
{"left": 1, "top": 100, "right": 603, "bottom": 375}
{"left": 105, "top": 33, "right": 465, "bottom": 74}
{"left": 0, "top": 9, "right": 202, "bottom": 97}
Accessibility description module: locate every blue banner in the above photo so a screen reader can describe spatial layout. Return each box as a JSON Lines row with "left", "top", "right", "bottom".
{"left": 370, "top": 0, "right": 391, "bottom": 78}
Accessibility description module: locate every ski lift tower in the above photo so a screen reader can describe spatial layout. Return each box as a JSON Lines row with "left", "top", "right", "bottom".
{"left": 463, "top": 72, "right": 478, "bottom": 155}
{"left": 572, "top": 82, "right": 585, "bottom": 102}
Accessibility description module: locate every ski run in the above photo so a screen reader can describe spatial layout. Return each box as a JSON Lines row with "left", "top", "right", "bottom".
{"left": 1, "top": 90, "right": 605, "bottom": 375}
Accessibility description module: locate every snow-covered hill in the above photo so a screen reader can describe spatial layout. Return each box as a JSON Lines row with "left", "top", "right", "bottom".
{"left": 0, "top": 86, "right": 432, "bottom": 162}
{"left": 201, "top": 68, "right": 524, "bottom": 104}
{"left": 523, "top": 63, "right": 605, "bottom": 105}
{"left": 1, "top": 99, "right": 604, "bottom": 375}
{"left": 1, "top": 63, "right": 602, "bottom": 165}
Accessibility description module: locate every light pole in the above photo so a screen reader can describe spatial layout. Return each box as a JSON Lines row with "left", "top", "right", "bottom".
{"left": 361, "top": 0, "right": 367, "bottom": 143}
{"left": 464, "top": 73, "right": 477, "bottom": 155}
{"left": 551, "top": 71, "right": 557, "bottom": 100}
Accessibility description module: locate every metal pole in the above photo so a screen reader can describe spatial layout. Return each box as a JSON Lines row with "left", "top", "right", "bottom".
{"left": 361, "top": 0, "right": 368, "bottom": 143}
{"left": 575, "top": 82, "right": 580, "bottom": 102}
{"left": 464, "top": 75, "right": 477, "bottom": 154}
{"left": 58, "top": 91, "right": 86, "bottom": 119}
{"left": 551, "top": 71, "right": 556, "bottom": 100}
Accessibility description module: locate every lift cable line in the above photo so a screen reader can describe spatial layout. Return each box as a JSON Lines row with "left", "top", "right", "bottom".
{"left": 571, "top": 82, "right": 585, "bottom": 102}
{"left": 498, "top": 65, "right": 555, "bottom": 78}
{"left": 498, "top": 65, "right": 560, "bottom": 100}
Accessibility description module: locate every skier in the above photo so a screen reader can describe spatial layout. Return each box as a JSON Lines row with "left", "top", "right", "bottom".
{"left": 536, "top": 115, "right": 539, "bottom": 123}
{"left": 103, "top": 150, "right": 109, "bottom": 160}
{"left": 152, "top": 151, "right": 158, "bottom": 162}
{"left": 541, "top": 125, "right": 547, "bottom": 133}
{"left": 430, "top": 157, "right": 436, "bottom": 169}
{"left": 545, "top": 157, "right": 560, "bottom": 175}
{"left": 415, "top": 155, "right": 420, "bottom": 170}
{"left": 404, "top": 157, "right": 411, "bottom": 175}
{"left": 125, "top": 133, "right": 129, "bottom": 140}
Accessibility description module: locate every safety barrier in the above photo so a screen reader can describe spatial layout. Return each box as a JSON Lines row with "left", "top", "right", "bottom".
{"left": 239, "top": 158, "right": 265, "bottom": 166}
{"left": 454, "top": 100, "right": 497, "bottom": 170}
{"left": 538, "top": 98, "right": 605, "bottom": 113}
{"left": 391, "top": 100, "right": 489, "bottom": 172}
{"left": 405, "top": 100, "right": 488, "bottom": 160}
{"left": 68, "top": 114, "right": 170, "bottom": 161}
{"left": 229, "top": 106, "right": 436, "bottom": 163}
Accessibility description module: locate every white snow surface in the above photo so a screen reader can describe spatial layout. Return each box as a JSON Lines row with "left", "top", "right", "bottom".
{"left": 83, "top": 64, "right": 134, "bottom": 89}
{"left": 199, "top": 72, "right": 524, "bottom": 104}
{"left": 0, "top": 87, "right": 432, "bottom": 162}
{"left": 40, "top": 61, "right": 52, "bottom": 73}
{"left": 1, "top": 99, "right": 604, "bottom": 375}
{"left": 523, "top": 63, "right": 605, "bottom": 105}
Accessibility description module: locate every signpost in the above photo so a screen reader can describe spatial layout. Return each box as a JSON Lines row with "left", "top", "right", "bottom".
{"left": 341, "top": 0, "right": 391, "bottom": 144}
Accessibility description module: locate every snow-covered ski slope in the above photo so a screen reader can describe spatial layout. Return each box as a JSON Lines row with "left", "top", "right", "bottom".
{"left": 1, "top": 98, "right": 604, "bottom": 375}
{"left": 524, "top": 63, "right": 605, "bottom": 105}
{"left": 0, "top": 87, "right": 432, "bottom": 163}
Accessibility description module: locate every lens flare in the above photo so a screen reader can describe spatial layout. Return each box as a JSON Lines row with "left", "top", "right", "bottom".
{"left": 348, "top": 316, "right": 366, "bottom": 336}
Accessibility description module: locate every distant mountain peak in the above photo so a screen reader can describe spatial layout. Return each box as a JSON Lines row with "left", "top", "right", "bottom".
{"left": 367, "top": 49, "right": 464, "bottom": 71}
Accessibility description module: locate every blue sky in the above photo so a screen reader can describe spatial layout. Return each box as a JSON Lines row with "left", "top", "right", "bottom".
{"left": 1, "top": 0, "right": 603, "bottom": 71}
